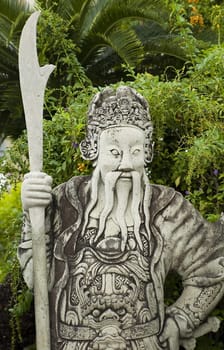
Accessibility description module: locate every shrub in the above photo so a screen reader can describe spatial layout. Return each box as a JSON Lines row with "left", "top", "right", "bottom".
{"left": 0, "top": 185, "right": 22, "bottom": 282}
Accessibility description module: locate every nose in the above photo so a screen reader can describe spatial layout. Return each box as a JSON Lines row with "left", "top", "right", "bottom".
{"left": 118, "top": 151, "right": 133, "bottom": 172}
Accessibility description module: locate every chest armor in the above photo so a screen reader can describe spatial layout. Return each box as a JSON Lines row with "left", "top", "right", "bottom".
{"left": 57, "top": 227, "right": 160, "bottom": 349}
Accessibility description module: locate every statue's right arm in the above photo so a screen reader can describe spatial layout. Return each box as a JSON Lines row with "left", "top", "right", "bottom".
{"left": 18, "top": 172, "right": 53, "bottom": 290}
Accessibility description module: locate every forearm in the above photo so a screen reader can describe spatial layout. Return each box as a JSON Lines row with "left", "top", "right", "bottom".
{"left": 166, "top": 283, "right": 224, "bottom": 337}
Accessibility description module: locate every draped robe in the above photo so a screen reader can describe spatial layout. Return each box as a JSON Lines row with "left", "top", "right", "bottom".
{"left": 18, "top": 176, "right": 224, "bottom": 350}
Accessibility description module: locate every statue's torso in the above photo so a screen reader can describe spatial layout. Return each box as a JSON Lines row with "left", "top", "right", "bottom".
{"left": 55, "top": 223, "right": 160, "bottom": 350}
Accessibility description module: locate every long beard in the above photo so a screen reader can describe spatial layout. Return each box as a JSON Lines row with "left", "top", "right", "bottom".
{"left": 83, "top": 166, "right": 146, "bottom": 252}
{"left": 113, "top": 172, "right": 143, "bottom": 251}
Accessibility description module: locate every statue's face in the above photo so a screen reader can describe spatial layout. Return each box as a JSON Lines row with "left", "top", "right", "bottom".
{"left": 97, "top": 126, "right": 145, "bottom": 181}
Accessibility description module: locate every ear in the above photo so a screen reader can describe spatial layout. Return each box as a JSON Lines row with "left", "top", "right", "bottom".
{"left": 80, "top": 137, "right": 98, "bottom": 161}
{"left": 145, "top": 142, "right": 154, "bottom": 163}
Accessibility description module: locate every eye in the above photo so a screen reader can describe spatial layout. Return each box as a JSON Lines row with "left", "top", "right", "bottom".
{"left": 132, "top": 148, "right": 141, "bottom": 155}
{"left": 110, "top": 149, "right": 120, "bottom": 157}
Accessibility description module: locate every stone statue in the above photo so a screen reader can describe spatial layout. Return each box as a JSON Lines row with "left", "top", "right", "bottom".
{"left": 18, "top": 86, "right": 224, "bottom": 350}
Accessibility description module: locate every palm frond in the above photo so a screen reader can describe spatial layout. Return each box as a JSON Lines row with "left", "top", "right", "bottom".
{"left": 134, "top": 20, "right": 198, "bottom": 62}
{"left": 0, "top": 46, "right": 18, "bottom": 74}
{"left": 78, "top": 0, "right": 111, "bottom": 39}
{"left": 0, "top": 0, "right": 35, "bottom": 21}
{"left": 0, "top": 0, "right": 33, "bottom": 137}
{"left": 78, "top": 0, "right": 169, "bottom": 41}
{"left": 0, "top": 13, "right": 12, "bottom": 43}
{"left": 108, "top": 27, "right": 144, "bottom": 66}
{"left": 0, "top": 79, "right": 24, "bottom": 138}
{"left": 0, "top": 7, "right": 32, "bottom": 47}
{"left": 80, "top": 27, "right": 144, "bottom": 67}
{"left": 0, "top": 81, "right": 20, "bottom": 106}
{"left": 144, "top": 35, "right": 192, "bottom": 61}
{"left": 53, "top": 0, "right": 91, "bottom": 23}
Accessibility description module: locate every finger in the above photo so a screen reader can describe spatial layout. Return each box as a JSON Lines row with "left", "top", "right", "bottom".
{"left": 24, "top": 198, "right": 52, "bottom": 208}
{"left": 24, "top": 177, "right": 51, "bottom": 185}
{"left": 25, "top": 193, "right": 52, "bottom": 201}
{"left": 25, "top": 184, "right": 52, "bottom": 193}
{"left": 24, "top": 171, "right": 46, "bottom": 179}
{"left": 24, "top": 172, "right": 52, "bottom": 186}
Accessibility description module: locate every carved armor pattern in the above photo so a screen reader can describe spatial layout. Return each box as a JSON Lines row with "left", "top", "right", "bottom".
{"left": 58, "top": 244, "right": 159, "bottom": 349}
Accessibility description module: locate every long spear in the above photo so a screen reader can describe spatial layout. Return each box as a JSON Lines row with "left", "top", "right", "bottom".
{"left": 19, "top": 11, "right": 55, "bottom": 350}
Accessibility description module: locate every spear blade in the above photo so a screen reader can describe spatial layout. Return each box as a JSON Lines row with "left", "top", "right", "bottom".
{"left": 19, "top": 11, "right": 55, "bottom": 171}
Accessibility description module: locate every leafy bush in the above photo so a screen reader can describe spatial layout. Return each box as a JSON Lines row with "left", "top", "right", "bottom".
{"left": 0, "top": 184, "right": 36, "bottom": 349}
{"left": 126, "top": 46, "right": 224, "bottom": 220}
{"left": 0, "top": 85, "right": 98, "bottom": 186}
{"left": 0, "top": 184, "right": 22, "bottom": 282}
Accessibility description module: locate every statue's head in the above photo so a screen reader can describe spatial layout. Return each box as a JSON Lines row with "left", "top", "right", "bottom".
{"left": 80, "top": 87, "right": 153, "bottom": 251}
{"left": 80, "top": 86, "right": 153, "bottom": 165}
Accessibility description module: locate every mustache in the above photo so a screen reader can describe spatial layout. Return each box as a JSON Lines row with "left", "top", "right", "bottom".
{"left": 106, "top": 170, "right": 139, "bottom": 179}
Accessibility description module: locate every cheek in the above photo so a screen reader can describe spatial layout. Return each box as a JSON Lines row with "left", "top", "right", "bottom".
{"left": 133, "top": 154, "right": 145, "bottom": 170}
{"left": 100, "top": 155, "right": 120, "bottom": 173}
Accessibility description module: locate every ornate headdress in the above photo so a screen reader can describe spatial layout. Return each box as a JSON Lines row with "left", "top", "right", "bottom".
{"left": 80, "top": 86, "right": 154, "bottom": 162}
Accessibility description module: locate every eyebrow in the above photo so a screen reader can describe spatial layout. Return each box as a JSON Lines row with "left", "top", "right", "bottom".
{"left": 106, "top": 143, "right": 120, "bottom": 147}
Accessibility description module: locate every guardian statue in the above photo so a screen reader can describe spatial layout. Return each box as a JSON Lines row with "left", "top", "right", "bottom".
{"left": 19, "top": 86, "right": 224, "bottom": 350}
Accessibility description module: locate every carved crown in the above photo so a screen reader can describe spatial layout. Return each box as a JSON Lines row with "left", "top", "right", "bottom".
{"left": 80, "top": 86, "right": 153, "bottom": 162}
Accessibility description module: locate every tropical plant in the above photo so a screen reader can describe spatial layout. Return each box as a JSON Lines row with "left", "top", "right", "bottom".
{"left": 0, "top": 184, "right": 22, "bottom": 281}
{"left": 2, "top": 45, "right": 224, "bottom": 218}
{"left": 0, "top": 0, "right": 200, "bottom": 138}
{"left": 0, "top": 0, "right": 35, "bottom": 139}
{"left": 42, "top": 0, "right": 199, "bottom": 82}
{"left": 39, "top": 0, "right": 176, "bottom": 66}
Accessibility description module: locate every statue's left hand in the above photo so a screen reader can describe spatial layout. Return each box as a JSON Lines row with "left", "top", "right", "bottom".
{"left": 159, "top": 317, "right": 180, "bottom": 350}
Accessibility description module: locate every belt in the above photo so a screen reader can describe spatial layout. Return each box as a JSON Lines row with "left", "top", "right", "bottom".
{"left": 122, "top": 318, "right": 160, "bottom": 339}
{"left": 59, "top": 318, "right": 160, "bottom": 341}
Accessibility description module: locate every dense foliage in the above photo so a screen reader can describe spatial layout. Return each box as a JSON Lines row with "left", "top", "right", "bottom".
{"left": 1, "top": 0, "right": 193, "bottom": 138}
{"left": 2, "top": 44, "right": 224, "bottom": 218}
{"left": 0, "top": 0, "right": 35, "bottom": 140}
{"left": 0, "top": 185, "right": 22, "bottom": 281}
{"left": 2, "top": 0, "right": 224, "bottom": 138}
